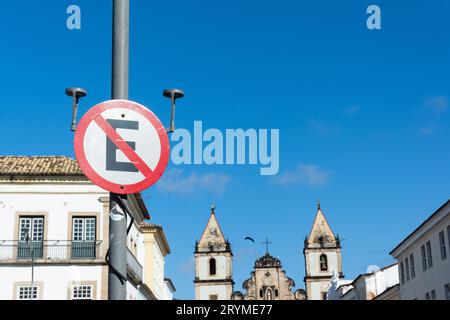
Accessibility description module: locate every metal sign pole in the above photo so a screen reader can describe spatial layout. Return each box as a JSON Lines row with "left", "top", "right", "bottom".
{"left": 109, "top": 0, "right": 129, "bottom": 300}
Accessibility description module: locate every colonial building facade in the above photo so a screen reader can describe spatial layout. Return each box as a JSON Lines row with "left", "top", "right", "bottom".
{"left": 231, "top": 252, "right": 306, "bottom": 300}
{"left": 0, "top": 156, "right": 174, "bottom": 300}
{"left": 304, "top": 202, "right": 343, "bottom": 300}
{"left": 194, "top": 206, "right": 233, "bottom": 300}
{"left": 390, "top": 199, "right": 450, "bottom": 300}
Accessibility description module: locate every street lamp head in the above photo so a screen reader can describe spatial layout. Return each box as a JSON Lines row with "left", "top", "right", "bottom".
{"left": 65, "top": 87, "right": 88, "bottom": 99}
{"left": 163, "top": 89, "right": 184, "bottom": 100}
{"left": 65, "top": 87, "right": 88, "bottom": 132}
{"left": 163, "top": 89, "right": 185, "bottom": 133}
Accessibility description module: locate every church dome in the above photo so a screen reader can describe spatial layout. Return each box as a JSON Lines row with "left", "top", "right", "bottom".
{"left": 255, "top": 253, "right": 282, "bottom": 268}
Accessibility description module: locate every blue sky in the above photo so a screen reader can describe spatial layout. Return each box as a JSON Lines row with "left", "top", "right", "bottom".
{"left": 1, "top": 0, "right": 449, "bottom": 299}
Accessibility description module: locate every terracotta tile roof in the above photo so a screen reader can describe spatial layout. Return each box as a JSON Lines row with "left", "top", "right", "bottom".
{"left": 0, "top": 156, "right": 84, "bottom": 176}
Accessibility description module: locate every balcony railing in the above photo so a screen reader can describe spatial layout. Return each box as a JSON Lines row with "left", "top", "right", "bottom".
{"left": 126, "top": 248, "right": 143, "bottom": 282}
{"left": 0, "top": 240, "right": 103, "bottom": 262}
{"left": 17, "top": 241, "right": 44, "bottom": 259}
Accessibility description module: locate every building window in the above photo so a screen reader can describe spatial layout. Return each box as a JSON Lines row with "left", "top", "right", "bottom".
{"left": 209, "top": 295, "right": 218, "bottom": 300}
{"left": 445, "top": 284, "right": 450, "bottom": 300}
{"left": 431, "top": 290, "right": 436, "bottom": 300}
{"left": 405, "top": 257, "right": 410, "bottom": 281}
{"left": 17, "top": 286, "right": 38, "bottom": 300}
{"left": 409, "top": 253, "right": 415, "bottom": 279}
{"left": 18, "top": 216, "right": 44, "bottom": 259}
{"left": 72, "top": 217, "right": 96, "bottom": 259}
{"left": 209, "top": 258, "right": 216, "bottom": 276}
{"left": 320, "top": 254, "right": 328, "bottom": 271}
{"left": 400, "top": 261, "right": 405, "bottom": 284}
{"left": 72, "top": 285, "right": 93, "bottom": 300}
{"left": 447, "top": 226, "right": 450, "bottom": 255}
{"left": 421, "top": 245, "right": 427, "bottom": 271}
{"left": 426, "top": 241, "right": 433, "bottom": 268}
{"left": 439, "top": 231, "right": 447, "bottom": 261}
{"left": 424, "top": 290, "right": 438, "bottom": 300}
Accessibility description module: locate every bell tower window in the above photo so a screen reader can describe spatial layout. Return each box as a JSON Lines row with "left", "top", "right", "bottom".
{"left": 320, "top": 254, "right": 328, "bottom": 271}
{"left": 209, "top": 258, "right": 217, "bottom": 276}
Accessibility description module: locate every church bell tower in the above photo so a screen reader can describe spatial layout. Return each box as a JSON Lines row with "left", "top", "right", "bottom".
{"left": 303, "top": 202, "right": 343, "bottom": 300}
{"left": 194, "top": 206, "right": 234, "bottom": 300}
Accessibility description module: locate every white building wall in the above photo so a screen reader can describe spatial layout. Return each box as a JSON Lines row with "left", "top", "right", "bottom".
{"left": 197, "top": 284, "right": 229, "bottom": 300}
{"left": 126, "top": 282, "right": 139, "bottom": 300}
{"left": 127, "top": 222, "right": 146, "bottom": 266}
{"left": 309, "top": 281, "right": 330, "bottom": 300}
{"left": 0, "top": 183, "right": 107, "bottom": 241}
{"left": 0, "top": 265, "right": 103, "bottom": 300}
{"left": 151, "top": 242, "right": 166, "bottom": 299}
{"left": 374, "top": 265, "right": 399, "bottom": 295}
{"left": 163, "top": 281, "right": 175, "bottom": 300}
{"left": 395, "top": 212, "right": 450, "bottom": 300}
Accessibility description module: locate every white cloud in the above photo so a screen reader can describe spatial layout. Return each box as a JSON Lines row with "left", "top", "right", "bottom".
{"left": 157, "top": 169, "right": 232, "bottom": 195}
{"left": 179, "top": 257, "right": 195, "bottom": 275}
{"left": 424, "top": 96, "right": 448, "bottom": 115}
{"left": 274, "top": 164, "right": 332, "bottom": 187}
{"left": 344, "top": 105, "right": 361, "bottom": 115}
{"left": 308, "top": 118, "right": 341, "bottom": 136}
{"left": 418, "top": 125, "right": 435, "bottom": 136}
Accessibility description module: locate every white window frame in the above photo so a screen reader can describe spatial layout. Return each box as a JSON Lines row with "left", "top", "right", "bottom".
{"left": 71, "top": 285, "right": 93, "bottom": 300}
{"left": 19, "top": 217, "right": 44, "bottom": 242}
{"left": 409, "top": 253, "right": 415, "bottom": 279}
{"left": 421, "top": 245, "right": 427, "bottom": 271}
{"left": 426, "top": 241, "right": 433, "bottom": 268}
{"left": 72, "top": 217, "right": 96, "bottom": 242}
{"left": 17, "top": 286, "right": 38, "bottom": 300}
{"left": 439, "top": 231, "right": 447, "bottom": 261}
{"left": 405, "top": 257, "right": 410, "bottom": 282}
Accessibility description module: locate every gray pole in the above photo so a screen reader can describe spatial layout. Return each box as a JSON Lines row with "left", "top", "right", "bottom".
{"left": 112, "top": 0, "right": 129, "bottom": 99}
{"left": 109, "top": 0, "right": 129, "bottom": 300}
{"left": 31, "top": 243, "right": 34, "bottom": 300}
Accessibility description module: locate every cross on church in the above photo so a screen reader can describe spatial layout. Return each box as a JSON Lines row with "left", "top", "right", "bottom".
{"left": 262, "top": 237, "right": 272, "bottom": 254}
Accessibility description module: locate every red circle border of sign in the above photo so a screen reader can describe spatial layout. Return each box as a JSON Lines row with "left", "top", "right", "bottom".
{"left": 74, "top": 100, "right": 170, "bottom": 195}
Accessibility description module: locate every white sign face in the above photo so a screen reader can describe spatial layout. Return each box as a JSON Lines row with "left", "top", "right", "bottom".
{"left": 74, "top": 100, "right": 170, "bottom": 194}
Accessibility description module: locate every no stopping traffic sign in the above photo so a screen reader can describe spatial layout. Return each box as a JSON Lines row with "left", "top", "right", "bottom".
{"left": 74, "top": 100, "right": 170, "bottom": 194}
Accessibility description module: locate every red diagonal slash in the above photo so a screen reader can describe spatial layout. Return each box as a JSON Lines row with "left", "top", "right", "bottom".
{"left": 94, "top": 115, "right": 153, "bottom": 177}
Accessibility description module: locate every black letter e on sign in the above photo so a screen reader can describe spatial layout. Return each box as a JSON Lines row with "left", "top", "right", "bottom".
{"left": 106, "top": 119, "right": 139, "bottom": 172}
